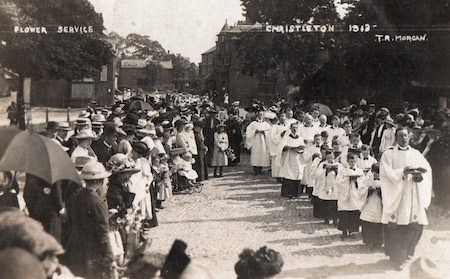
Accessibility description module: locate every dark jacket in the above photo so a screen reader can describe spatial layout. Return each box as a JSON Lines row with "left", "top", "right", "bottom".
{"left": 23, "top": 174, "right": 64, "bottom": 242}
{"left": 65, "top": 188, "right": 113, "bottom": 279}
{"left": 106, "top": 175, "right": 135, "bottom": 217}
{"left": 91, "top": 139, "right": 116, "bottom": 165}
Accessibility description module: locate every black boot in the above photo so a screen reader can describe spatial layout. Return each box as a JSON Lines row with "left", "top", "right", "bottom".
{"left": 218, "top": 167, "right": 223, "bottom": 177}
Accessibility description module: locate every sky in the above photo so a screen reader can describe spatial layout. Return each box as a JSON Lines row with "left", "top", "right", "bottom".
{"left": 89, "top": 0, "right": 245, "bottom": 64}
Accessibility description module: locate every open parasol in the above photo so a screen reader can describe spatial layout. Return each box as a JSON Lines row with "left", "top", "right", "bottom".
{"left": 310, "top": 103, "right": 333, "bottom": 116}
{"left": 0, "top": 128, "right": 81, "bottom": 185}
{"left": 125, "top": 100, "right": 154, "bottom": 111}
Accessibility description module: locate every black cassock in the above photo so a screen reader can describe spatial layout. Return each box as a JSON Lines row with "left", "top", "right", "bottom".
{"left": 225, "top": 117, "right": 243, "bottom": 165}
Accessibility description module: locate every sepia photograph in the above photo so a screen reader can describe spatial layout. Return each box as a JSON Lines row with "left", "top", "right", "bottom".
{"left": 0, "top": 0, "right": 449, "bottom": 278}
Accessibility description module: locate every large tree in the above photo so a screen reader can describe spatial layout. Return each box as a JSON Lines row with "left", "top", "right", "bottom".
{"left": 0, "top": 0, "right": 113, "bottom": 129}
{"left": 239, "top": 0, "right": 450, "bottom": 107}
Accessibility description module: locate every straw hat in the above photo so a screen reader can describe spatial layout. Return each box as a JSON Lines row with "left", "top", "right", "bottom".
{"left": 92, "top": 122, "right": 104, "bottom": 129}
{"left": 79, "top": 110, "right": 91, "bottom": 118}
{"left": 75, "top": 117, "right": 91, "bottom": 126}
{"left": 137, "top": 119, "right": 148, "bottom": 129}
{"left": 80, "top": 161, "right": 111, "bottom": 180}
{"left": 58, "top": 122, "right": 72, "bottom": 131}
{"left": 107, "top": 154, "right": 140, "bottom": 174}
{"left": 73, "top": 129, "right": 96, "bottom": 139}
{"left": 92, "top": 114, "right": 106, "bottom": 122}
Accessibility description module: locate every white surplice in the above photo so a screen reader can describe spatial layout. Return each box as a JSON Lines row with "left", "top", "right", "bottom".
{"left": 336, "top": 167, "right": 366, "bottom": 211}
{"left": 380, "top": 145, "right": 432, "bottom": 225}
{"left": 276, "top": 134, "right": 307, "bottom": 180}
{"left": 246, "top": 120, "right": 271, "bottom": 167}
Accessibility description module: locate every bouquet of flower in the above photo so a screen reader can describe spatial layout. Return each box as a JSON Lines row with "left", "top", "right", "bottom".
{"left": 226, "top": 147, "right": 237, "bottom": 161}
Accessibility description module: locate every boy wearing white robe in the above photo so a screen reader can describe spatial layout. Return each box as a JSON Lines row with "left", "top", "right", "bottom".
{"left": 336, "top": 153, "right": 366, "bottom": 239}
{"left": 269, "top": 113, "right": 289, "bottom": 179}
{"left": 328, "top": 116, "right": 346, "bottom": 143}
{"left": 276, "top": 122, "right": 307, "bottom": 198}
{"left": 359, "top": 163, "right": 383, "bottom": 250}
{"left": 316, "top": 150, "right": 341, "bottom": 225}
{"left": 299, "top": 115, "right": 320, "bottom": 193}
{"left": 357, "top": 145, "right": 378, "bottom": 175}
{"left": 311, "top": 145, "right": 329, "bottom": 218}
{"left": 380, "top": 127, "right": 432, "bottom": 270}
{"left": 246, "top": 111, "right": 271, "bottom": 175}
{"left": 305, "top": 134, "right": 322, "bottom": 197}
{"left": 340, "top": 133, "right": 363, "bottom": 168}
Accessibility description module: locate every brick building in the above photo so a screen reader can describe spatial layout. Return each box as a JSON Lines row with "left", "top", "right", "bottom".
{"left": 119, "top": 59, "right": 174, "bottom": 91}
{"left": 199, "top": 21, "right": 291, "bottom": 105}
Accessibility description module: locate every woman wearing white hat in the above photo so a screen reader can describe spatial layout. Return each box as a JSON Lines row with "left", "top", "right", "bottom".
{"left": 65, "top": 161, "right": 114, "bottom": 279}
{"left": 70, "top": 129, "right": 98, "bottom": 163}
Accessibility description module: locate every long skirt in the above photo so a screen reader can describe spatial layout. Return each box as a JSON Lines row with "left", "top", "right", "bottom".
{"left": 384, "top": 224, "right": 423, "bottom": 265}
{"left": 361, "top": 220, "right": 383, "bottom": 247}
{"left": 281, "top": 179, "right": 300, "bottom": 198}
{"left": 211, "top": 147, "right": 228, "bottom": 166}
{"left": 338, "top": 210, "right": 360, "bottom": 233}
{"left": 320, "top": 199, "right": 337, "bottom": 222}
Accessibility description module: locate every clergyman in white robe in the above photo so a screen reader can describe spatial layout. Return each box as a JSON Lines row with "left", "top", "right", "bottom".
{"left": 246, "top": 114, "right": 271, "bottom": 174}
{"left": 380, "top": 128, "right": 432, "bottom": 269}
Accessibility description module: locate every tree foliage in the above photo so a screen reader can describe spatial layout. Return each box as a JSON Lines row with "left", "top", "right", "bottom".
{"left": 239, "top": 0, "right": 450, "bottom": 106}
{"left": 0, "top": 0, "right": 113, "bottom": 80}
{"left": 111, "top": 32, "right": 199, "bottom": 87}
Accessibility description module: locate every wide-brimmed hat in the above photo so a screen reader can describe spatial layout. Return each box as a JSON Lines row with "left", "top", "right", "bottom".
{"left": 92, "top": 114, "right": 106, "bottom": 122}
{"left": 131, "top": 141, "right": 151, "bottom": 157}
{"left": 92, "top": 122, "right": 104, "bottom": 130}
{"left": 46, "top": 121, "right": 59, "bottom": 131}
{"left": 79, "top": 110, "right": 91, "bottom": 118}
{"left": 137, "top": 127, "right": 157, "bottom": 138}
{"left": 74, "top": 156, "right": 93, "bottom": 168}
{"left": 161, "top": 120, "right": 173, "bottom": 129}
{"left": 137, "top": 119, "right": 148, "bottom": 129}
{"left": 58, "top": 122, "right": 72, "bottom": 131}
{"left": 76, "top": 117, "right": 91, "bottom": 126}
{"left": 107, "top": 154, "right": 140, "bottom": 174}
{"left": 74, "top": 129, "right": 96, "bottom": 139}
{"left": 80, "top": 161, "right": 111, "bottom": 180}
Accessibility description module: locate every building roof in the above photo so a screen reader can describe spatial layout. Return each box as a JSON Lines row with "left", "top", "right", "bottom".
{"left": 201, "top": 46, "right": 216, "bottom": 55}
{"left": 121, "top": 60, "right": 147, "bottom": 68}
{"left": 121, "top": 59, "right": 173, "bottom": 69}
{"left": 218, "top": 22, "right": 264, "bottom": 35}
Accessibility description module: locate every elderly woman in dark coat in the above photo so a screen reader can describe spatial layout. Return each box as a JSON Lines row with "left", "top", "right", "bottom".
{"left": 65, "top": 162, "right": 114, "bottom": 279}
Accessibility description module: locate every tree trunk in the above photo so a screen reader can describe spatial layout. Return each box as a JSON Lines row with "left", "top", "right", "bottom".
{"left": 17, "top": 74, "right": 26, "bottom": 130}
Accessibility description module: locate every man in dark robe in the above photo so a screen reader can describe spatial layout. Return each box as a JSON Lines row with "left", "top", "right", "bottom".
{"left": 225, "top": 107, "right": 243, "bottom": 165}
{"left": 203, "top": 109, "right": 220, "bottom": 166}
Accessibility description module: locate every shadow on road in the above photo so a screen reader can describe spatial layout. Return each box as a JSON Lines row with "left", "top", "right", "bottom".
{"left": 277, "top": 259, "right": 392, "bottom": 278}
